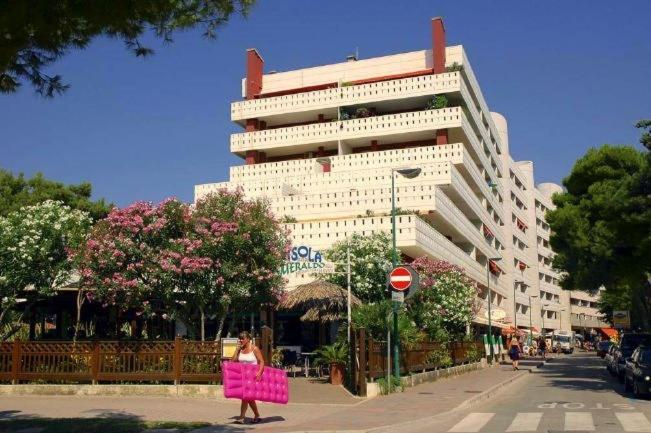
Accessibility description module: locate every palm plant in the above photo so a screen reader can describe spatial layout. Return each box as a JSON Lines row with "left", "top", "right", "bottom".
{"left": 314, "top": 342, "right": 348, "bottom": 366}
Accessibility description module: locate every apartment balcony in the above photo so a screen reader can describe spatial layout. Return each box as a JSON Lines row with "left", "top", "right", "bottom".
{"left": 231, "top": 72, "right": 463, "bottom": 124}
{"left": 539, "top": 279, "right": 561, "bottom": 295}
{"left": 231, "top": 107, "right": 463, "bottom": 156}
{"left": 458, "top": 82, "right": 503, "bottom": 176}
{"left": 537, "top": 243, "right": 553, "bottom": 259}
{"left": 536, "top": 225, "right": 550, "bottom": 241}
{"left": 571, "top": 314, "right": 608, "bottom": 329}
{"left": 512, "top": 205, "right": 529, "bottom": 230}
{"left": 512, "top": 224, "right": 529, "bottom": 247}
{"left": 511, "top": 185, "right": 528, "bottom": 211}
{"left": 536, "top": 205, "right": 549, "bottom": 221}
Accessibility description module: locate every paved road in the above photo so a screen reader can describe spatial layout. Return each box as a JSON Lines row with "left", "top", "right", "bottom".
{"left": 396, "top": 352, "right": 651, "bottom": 433}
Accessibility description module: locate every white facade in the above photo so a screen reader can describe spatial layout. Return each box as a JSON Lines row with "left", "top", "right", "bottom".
{"left": 195, "top": 19, "right": 604, "bottom": 335}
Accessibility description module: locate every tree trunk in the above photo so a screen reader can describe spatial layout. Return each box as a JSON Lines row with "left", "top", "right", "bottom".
{"left": 632, "top": 283, "right": 650, "bottom": 331}
{"left": 215, "top": 315, "right": 226, "bottom": 341}
{"left": 215, "top": 304, "right": 229, "bottom": 341}
{"left": 199, "top": 306, "right": 205, "bottom": 342}
{"left": 73, "top": 289, "right": 85, "bottom": 343}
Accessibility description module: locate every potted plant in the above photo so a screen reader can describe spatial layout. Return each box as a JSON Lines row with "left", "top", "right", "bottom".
{"left": 315, "top": 343, "right": 347, "bottom": 385}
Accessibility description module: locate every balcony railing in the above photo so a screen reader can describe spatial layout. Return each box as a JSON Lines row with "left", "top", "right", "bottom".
{"left": 231, "top": 72, "right": 463, "bottom": 121}
{"left": 230, "top": 107, "right": 463, "bottom": 154}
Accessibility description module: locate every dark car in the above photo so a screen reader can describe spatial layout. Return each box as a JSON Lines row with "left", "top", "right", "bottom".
{"left": 597, "top": 340, "right": 612, "bottom": 358}
{"left": 606, "top": 344, "right": 619, "bottom": 375}
{"left": 616, "top": 333, "right": 651, "bottom": 382}
{"left": 624, "top": 345, "right": 651, "bottom": 397}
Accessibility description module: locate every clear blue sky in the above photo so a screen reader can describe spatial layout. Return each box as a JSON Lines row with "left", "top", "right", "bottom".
{"left": 2, "top": 0, "right": 649, "bottom": 207}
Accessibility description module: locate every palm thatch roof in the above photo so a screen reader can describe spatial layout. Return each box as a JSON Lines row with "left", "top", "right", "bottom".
{"left": 277, "top": 280, "right": 361, "bottom": 323}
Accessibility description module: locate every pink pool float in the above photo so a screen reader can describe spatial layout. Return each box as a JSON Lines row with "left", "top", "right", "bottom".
{"left": 222, "top": 361, "right": 289, "bottom": 404}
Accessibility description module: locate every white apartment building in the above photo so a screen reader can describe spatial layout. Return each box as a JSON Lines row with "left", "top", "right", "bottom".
{"left": 195, "top": 18, "right": 606, "bottom": 338}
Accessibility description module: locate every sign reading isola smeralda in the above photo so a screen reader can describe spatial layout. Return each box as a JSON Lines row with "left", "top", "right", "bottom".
{"left": 279, "top": 245, "right": 335, "bottom": 276}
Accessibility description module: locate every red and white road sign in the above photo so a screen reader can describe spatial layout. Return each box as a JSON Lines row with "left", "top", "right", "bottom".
{"left": 389, "top": 266, "right": 412, "bottom": 291}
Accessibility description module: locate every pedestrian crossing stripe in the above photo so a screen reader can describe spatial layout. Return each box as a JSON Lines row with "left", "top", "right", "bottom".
{"left": 616, "top": 413, "right": 651, "bottom": 432}
{"left": 448, "top": 412, "right": 651, "bottom": 432}
{"left": 505, "top": 413, "right": 542, "bottom": 432}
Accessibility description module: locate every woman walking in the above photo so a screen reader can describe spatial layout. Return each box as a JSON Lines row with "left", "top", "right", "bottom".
{"left": 231, "top": 331, "right": 265, "bottom": 424}
{"left": 508, "top": 335, "right": 521, "bottom": 370}
{"left": 537, "top": 336, "right": 547, "bottom": 359}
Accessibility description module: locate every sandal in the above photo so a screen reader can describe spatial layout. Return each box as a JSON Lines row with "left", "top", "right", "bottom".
{"left": 252, "top": 417, "right": 262, "bottom": 424}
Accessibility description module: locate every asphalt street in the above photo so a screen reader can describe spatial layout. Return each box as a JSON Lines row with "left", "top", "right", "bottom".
{"left": 393, "top": 353, "right": 651, "bottom": 433}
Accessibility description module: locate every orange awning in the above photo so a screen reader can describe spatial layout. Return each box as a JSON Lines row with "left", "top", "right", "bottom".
{"left": 600, "top": 328, "right": 618, "bottom": 339}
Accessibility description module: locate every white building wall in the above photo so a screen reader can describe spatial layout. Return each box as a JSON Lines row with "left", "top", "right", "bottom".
{"left": 197, "top": 37, "right": 604, "bottom": 334}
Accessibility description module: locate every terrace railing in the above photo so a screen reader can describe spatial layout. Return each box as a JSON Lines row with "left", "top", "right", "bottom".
{"left": 0, "top": 327, "right": 272, "bottom": 384}
{"left": 350, "top": 328, "right": 484, "bottom": 397}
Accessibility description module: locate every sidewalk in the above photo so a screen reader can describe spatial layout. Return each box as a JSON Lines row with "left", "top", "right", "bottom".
{"left": 0, "top": 359, "right": 547, "bottom": 433}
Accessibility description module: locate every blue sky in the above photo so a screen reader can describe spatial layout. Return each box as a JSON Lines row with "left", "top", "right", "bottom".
{"left": 2, "top": 0, "right": 650, "bottom": 207}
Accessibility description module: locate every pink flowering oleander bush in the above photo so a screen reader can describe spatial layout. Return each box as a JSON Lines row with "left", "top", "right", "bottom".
{"left": 408, "top": 256, "right": 481, "bottom": 339}
{"left": 76, "top": 189, "right": 290, "bottom": 340}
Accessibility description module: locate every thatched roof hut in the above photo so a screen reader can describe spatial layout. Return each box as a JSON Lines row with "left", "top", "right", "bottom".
{"left": 277, "top": 280, "right": 361, "bottom": 323}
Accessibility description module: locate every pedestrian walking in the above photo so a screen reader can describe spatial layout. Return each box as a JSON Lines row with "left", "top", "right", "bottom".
{"left": 508, "top": 335, "right": 521, "bottom": 370}
{"left": 231, "top": 331, "right": 265, "bottom": 424}
{"left": 537, "top": 336, "right": 547, "bottom": 359}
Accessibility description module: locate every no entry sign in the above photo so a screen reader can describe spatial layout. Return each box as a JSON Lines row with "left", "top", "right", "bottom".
{"left": 389, "top": 266, "right": 412, "bottom": 291}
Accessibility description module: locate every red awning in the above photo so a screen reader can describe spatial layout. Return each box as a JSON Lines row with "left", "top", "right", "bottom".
{"left": 518, "top": 261, "right": 527, "bottom": 271}
{"left": 599, "top": 328, "right": 618, "bottom": 339}
{"left": 489, "top": 259, "right": 502, "bottom": 275}
{"left": 483, "top": 224, "right": 494, "bottom": 238}
{"left": 516, "top": 218, "right": 528, "bottom": 231}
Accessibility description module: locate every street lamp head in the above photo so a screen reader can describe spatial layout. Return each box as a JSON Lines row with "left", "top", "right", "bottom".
{"left": 395, "top": 168, "right": 422, "bottom": 179}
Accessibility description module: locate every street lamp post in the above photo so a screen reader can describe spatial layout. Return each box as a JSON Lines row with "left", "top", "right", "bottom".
{"left": 486, "top": 257, "right": 502, "bottom": 364}
{"left": 390, "top": 167, "right": 421, "bottom": 381}
{"left": 513, "top": 282, "right": 518, "bottom": 332}
{"left": 529, "top": 295, "right": 538, "bottom": 346}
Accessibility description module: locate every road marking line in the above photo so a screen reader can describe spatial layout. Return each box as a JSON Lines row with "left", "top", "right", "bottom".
{"left": 448, "top": 413, "right": 495, "bottom": 432}
{"left": 564, "top": 412, "right": 595, "bottom": 431}
{"left": 616, "top": 412, "right": 651, "bottom": 432}
{"left": 506, "top": 412, "right": 542, "bottom": 431}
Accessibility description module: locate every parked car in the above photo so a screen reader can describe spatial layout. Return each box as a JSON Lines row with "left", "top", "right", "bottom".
{"left": 624, "top": 345, "right": 651, "bottom": 398}
{"left": 597, "top": 340, "right": 613, "bottom": 358}
{"left": 605, "top": 344, "right": 619, "bottom": 375}
{"left": 615, "top": 333, "right": 651, "bottom": 382}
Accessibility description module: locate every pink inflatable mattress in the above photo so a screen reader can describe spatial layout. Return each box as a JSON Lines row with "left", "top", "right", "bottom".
{"left": 222, "top": 361, "right": 289, "bottom": 404}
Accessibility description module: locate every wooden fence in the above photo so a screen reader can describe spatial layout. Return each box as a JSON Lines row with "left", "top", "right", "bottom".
{"left": 0, "top": 327, "right": 272, "bottom": 384}
{"left": 350, "top": 328, "right": 484, "bottom": 396}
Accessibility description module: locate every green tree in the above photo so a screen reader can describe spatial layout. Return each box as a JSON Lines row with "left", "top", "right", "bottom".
{"left": 0, "top": 200, "right": 91, "bottom": 338}
{"left": 547, "top": 122, "right": 651, "bottom": 330}
{"left": 324, "top": 232, "right": 394, "bottom": 304}
{"left": 0, "top": 169, "right": 111, "bottom": 221}
{"left": 0, "top": 0, "right": 255, "bottom": 96}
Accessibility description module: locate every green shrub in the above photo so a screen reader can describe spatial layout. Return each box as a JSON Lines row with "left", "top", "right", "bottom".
{"left": 426, "top": 345, "right": 453, "bottom": 368}
{"left": 425, "top": 95, "right": 448, "bottom": 110}
{"left": 377, "top": 375, "right": 403, "bottom": 395}
{"left": 445, "top": 62, "right": 463, "bottom": 72}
